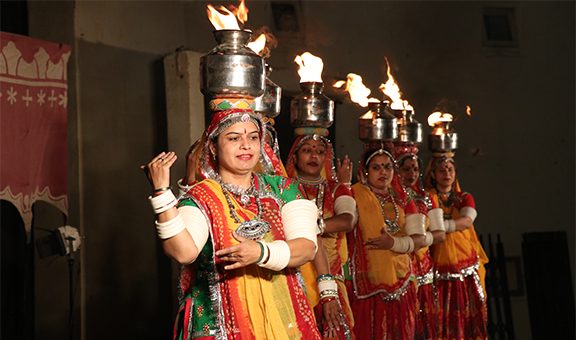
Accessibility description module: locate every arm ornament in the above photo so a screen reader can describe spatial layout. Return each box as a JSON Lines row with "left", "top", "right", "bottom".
{"left": 258, "top": 240, "right": 291, "bottom": 271}
{"left": 149, "top": 190, "right": 177, "bottom": 214}
{"left": 179, "top": 205, "right": 209, "bottom": 251}
{"left": 460, "top": 206, "right": 478, "bottom": 223}
{"left": 390, "top": 236, "right": 415, "bottom": 253}
{"left": 177, "top": 178, "right": 193, "bottom": 197}
{"left": 405, "top": 213, "right": 426, "bottom": 235}
{"left": 444, "top": 219, "right": 456, "bottom": 233}
{"left": 334, "top": 195, "right": 358, "bottom": 226}
{"left": 281, "top": 199, "right": 318, "bottom": 250}
{"left": 424, "top": 231, "right": 434, "bottom": 247}
{"left": 428, "top": 208, "right": 445, "bottom": 232}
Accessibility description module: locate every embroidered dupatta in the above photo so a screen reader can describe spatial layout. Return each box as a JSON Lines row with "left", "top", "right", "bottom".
{"left": 175, "top": 176, "right": 320, "bottom": 340}
{"left": 350, "top": 183, "right": 414, "bottom": 299}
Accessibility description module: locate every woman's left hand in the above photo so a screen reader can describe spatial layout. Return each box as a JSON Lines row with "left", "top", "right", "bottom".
{"left": 365, "top": 228, "right": 394, "bottom": 249}
{"left": 215, "top": 231, "right": 262, "bottom": 270}
{"left": 322, "top": 299, "right": 342, "bottom": 339}
{"left": 336, "top": 155, "right": 353, "bottom": 184}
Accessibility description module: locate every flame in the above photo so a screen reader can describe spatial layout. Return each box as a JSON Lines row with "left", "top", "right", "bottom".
{"left": 206, "top": 0, "right": 248, "bottom": 30}
{"left": 236, "top": 0, "right": 248, "bottom": 24}
{"left": 466, "top": 105, "right": 472, "bottom": 116}
{"left": 333, "top": 73, "right": 379, "bottom": 107}
{"left": 427, "top": 111, "right": 453, "bottom": 127}
{"left": 247, "top": 34, "right": 266, "bottom": 54}
{"left": 379, "top": 58, "right": 413, "bottom": 111}
{"left": 294, "top": 52, "right": 324, "bottom": 83}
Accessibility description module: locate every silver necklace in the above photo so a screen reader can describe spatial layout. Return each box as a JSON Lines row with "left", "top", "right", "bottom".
{"left": 217, "top": 175, "right": 255, "bottom": 206}
{"left": 372, "top": 187, "right": 400, "bottom": 234}
{"left": 221, "top": 177, "right": 271, "bottom": 240}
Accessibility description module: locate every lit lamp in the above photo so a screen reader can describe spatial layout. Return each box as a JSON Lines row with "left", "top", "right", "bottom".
{"left": 358, "top": 101, "right": 398, "bottom": 143}
{"left": 427, "top": 111, "right": 458, "bottom": 152}
{"left": 290, "top": 52, "right": 334, "bottom": 132}
{"left": 201, "top": 2, "right": 266, "bottom": 102}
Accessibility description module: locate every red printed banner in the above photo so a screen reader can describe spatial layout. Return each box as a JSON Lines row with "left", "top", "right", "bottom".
{"left": 0, "top": 32, "right": 71, "bottom": 233}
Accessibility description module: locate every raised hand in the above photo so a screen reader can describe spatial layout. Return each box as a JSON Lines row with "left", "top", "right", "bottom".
{"left": 141, "top": 151, "right": 177, "bottom": 191}
{"left": 336, "top": 155, "right": 353, "bottom": 184}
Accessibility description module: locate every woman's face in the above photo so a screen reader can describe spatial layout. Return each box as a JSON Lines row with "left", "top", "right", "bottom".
{"left": 366, "top": 154, "right": 394, "bottom": 190}
{"left": 214, "top": 121, "right": 260, "bottom": 176}
{"left": 433, "top": 161, "right": 456, "bottom": 190}
{"left": 398, "top": 158, "right": 420, "bottom": 187}
{"left": 295, "top": 139, "right": 326, "bottom": 178}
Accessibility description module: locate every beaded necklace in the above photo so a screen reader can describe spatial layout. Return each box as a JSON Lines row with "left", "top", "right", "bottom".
{"left": 371, "top": 186, "right": 400, "bottom": 234}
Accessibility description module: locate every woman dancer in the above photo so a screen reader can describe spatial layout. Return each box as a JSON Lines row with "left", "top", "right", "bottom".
{"left": 144, "top": 107, "right": 321, "bottom": 339}
{"left": 285, "top": 133, "right": 357, "bottom": 339}
{"left": 424, "top": 154, "right": 488, "bottom": 339}
{"left": 349, "top": 148, "right": 426, "bottom": 339}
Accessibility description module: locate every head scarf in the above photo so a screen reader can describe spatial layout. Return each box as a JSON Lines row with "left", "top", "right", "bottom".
{"left": 358, "top": 147, "right": 407, "bottom": 202}
{"left": 423, "top": 151, "right": 462, "bottom": 193}
{"left": 188, "top": 108, "right": 274, "bottom": 181}
{"left": 285, "top": 134, "right": 336, "bottom": 181}
{"left": 393, "top": 142, "right": 425, "bottom": 192}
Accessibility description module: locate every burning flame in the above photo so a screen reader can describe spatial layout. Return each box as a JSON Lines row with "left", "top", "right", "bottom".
{"left": 378, "top": 58, "right": 413, "bottom": 111}
{"left": 247, "top": 34, "right": 266, "bottom": 54}
{"left": 333, "top": 73, "right": 379, "bottom": 107}
{"left": 206, "top": 0, "right": 248, "bottom": 30}
{"left": 466, "top": 105, "right": 472, "bottom": 116}
{"left": 294, "top": 52, "right": 324, "bottom": 83}
{"left": 427, "top": 111, "right": 453, "bottom": 127}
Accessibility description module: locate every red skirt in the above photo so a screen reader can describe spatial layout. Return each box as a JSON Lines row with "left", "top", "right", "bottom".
{"left": 351, "top": 283, "right": 418, "bottom": 340}
{"left": 436, "top": 277, "right": 487, "bottom": 340}
{"left": 414, "top": 282, "right": 439, "bottom": 340}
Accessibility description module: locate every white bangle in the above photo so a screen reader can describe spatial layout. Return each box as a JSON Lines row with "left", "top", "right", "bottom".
{"left": 444, "top": 219, "right": 456, "bottom": 233}
{"left": 424, "top": 231, "right": 434, "bottom": 246}
{"left": 391, "top": 236, "right": 415, "bottom": 253}
{"left": 428, "top": 208, "right": 445, "bottom": 232}
{"left": 155, "top": 213, "right": 186, "bottom": 239}
{"left": 334, "top": 195, "right": 358, "bottom": 226}
{"left": 318, "top": 278, "right": 338, "bottom": 294}
{"left": 149, "top": 190, "right": 177, "bottom": 214}
{"left": 281, "top": 200, "right": 318, "bottom": 250}
{"left": 460, "top": 207, "right": 478, "bottom": 223}
{"left": 177, "top": 178, "right": 193, "bottom": 197}
{"left": 259, "top": 240, "right": 291, "bottom": 271}
{"left": 405, "top": 213, "right": 426, "bottom": 235}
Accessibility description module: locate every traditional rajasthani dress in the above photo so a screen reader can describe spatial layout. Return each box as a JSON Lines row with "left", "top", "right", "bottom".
{"left": 174, "top": 174, "right": 321, "bottom": 340}
{"left": 428, "top": 188, "right": 489, "bottom": 340}
{"left": 406, "top": 186, "right": 440, "bottom": 340}
{"left": 285, "top": 134, "right": 356, "bottom": 339}
{"left": 350, "top": 183, "right": 419, "bottom": 339}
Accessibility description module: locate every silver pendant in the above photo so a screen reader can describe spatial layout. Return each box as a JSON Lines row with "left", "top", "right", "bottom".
{"left": 235, "top": 219, "right": 271, "bottom": 240}
{"left": 240, "top": 194, "right": 251, "bottom": 206}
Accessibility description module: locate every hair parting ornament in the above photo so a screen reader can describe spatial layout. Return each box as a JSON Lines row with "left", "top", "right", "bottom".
{"left": 208, "top": 111, "right": 262, "bottom": 141}
{"left": 365, "top": 148, "right": 395, "bottom": 169}
{"left": 396, "top": 153, "right": 421, "bottom": 168}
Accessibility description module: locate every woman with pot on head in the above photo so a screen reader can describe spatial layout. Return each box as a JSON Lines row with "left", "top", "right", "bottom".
{"left": 285, "top": 133, "right": 357, "bottom": 339}
{"left": 349, "top": 147, "right": 427, "bottom": 339}
{"left": 396, "top": 149, "right": 445, "bottom": 340}
{"left": 143, "top": 108, "right": 322, "bottom": 340}
{"left": 424, "top": 154, "right": 488, "bottom": 340}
